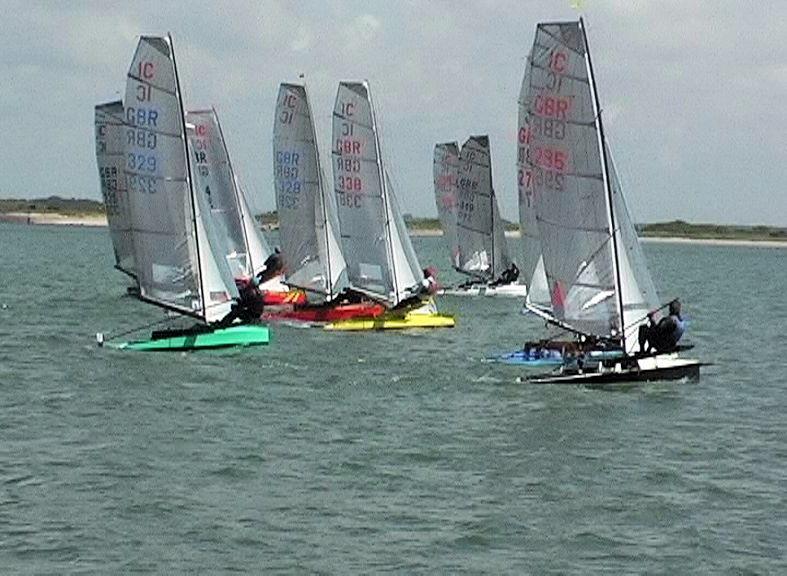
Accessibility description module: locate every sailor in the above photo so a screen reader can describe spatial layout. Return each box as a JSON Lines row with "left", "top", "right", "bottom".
{"left": 421, "top": 267, "right": 438, "bottom": 295}
{"left": 491, "top": 262, "right": 519, "bottom": 286}
{"left": 257, "top": 247, "right": 283, "bottom": 285}
{"left": 217, "top": 276, "right": 265, "bottom": 327}
{"left": 637, "top": 299, "right": 686, "bottom": 353}
{"left": 392, "top": 268, "right": 438, "bottom": 310}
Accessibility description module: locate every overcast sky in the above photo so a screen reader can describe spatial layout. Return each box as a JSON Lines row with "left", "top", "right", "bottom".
{"left": 2, "top": 0, "right": 785, "bottom": 225}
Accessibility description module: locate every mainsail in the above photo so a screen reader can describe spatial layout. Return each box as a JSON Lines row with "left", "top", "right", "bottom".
{"left": 273, "top": 83, "right": 348, "bottom": 300}
{"left": 526, "top": 19, "right": 658, "bottom": 352}
{"left": 331, "top": 81, "right": 423, "bottom": 306}
{"left": 516, "top": 52, "right": 549, "bottom": 305}
{"left": 124, "top": 35, "right": 236, "bottom": 324}
{"left": 433, "top": 142, "right": 460, "bottom": 268}
{"left": 95, "top": 100, "right": 136, "bottom": 278}
{"left": 456, "top": 136, "right": 511, "bottom": 279}
{"left": 186, "top": 108, "right": 252, "bottom": 278}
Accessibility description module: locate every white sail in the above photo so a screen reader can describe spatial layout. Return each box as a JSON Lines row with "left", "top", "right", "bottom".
{"left": 516, "top": 51, "right": 550, "bottom": 306}
{"left": 456, "top": 136, "right": 511, "bottom": 279}
{"left": 273, "top": 83, "right": 348, "bottom": 299}
{"left": 186, "top": 108, "right": 250, "bottom": 278}
{"left": 527, "top": 19, "right": 659, "bottom": 352}
{"left": 124, "top": 35, "right": 236, "bottom": 323}
{"left": 606, "top": 144, "right": 660, "bottom": 352}
{"left": 332, "top": 81, "right": 423, "bottom": 306}
{"left": 433, "top": 142, "right": 461, "bottom": 269}
{"left": 235, "top": 176, "right": 272, "bottom": 276}
{"left": 95, "top": 100, "right": 136, "bottom": 278}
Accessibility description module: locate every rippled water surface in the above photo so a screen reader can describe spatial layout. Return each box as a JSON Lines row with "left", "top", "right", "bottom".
{"left": 0, "top": 222, "right": 785, "bottom": 573}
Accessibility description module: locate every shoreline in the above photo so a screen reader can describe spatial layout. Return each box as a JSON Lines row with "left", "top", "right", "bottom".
{"left": 0, "top": 212, "right": 108, "bottom": 227}
{"left": 3, "top": 212, "right": 785, "bottom": 248}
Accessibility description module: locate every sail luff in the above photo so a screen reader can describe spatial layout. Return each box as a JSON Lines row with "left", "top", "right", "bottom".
{"left": 368, "top": 82, "right": 400, "bottom": 305}
{"left": 212, "top": 106, "right": 253, "bottom": 273}
{"left": 304, "top": 82, "right": 335, "bottom": 300}
{"left": 94, "top": 100, "right": 136, "bottom": 278}
{"left": 433, "top": 142, "right": 460, "bottom": 269}
{"left": 170, "top": 34, "right": 207, "bottom": 322}
{"left": 580, "top": 17, "right": 625, "bottom": 347}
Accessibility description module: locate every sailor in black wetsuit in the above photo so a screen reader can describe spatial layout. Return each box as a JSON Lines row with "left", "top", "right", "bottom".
{"left": 216, "top": 276, "right": 265, "bottom": 327}
{"left": 638, "top": 299, "right": 686, "bottom": 353}
{"left": 490, "top": 262, "right": 519, "bottom": 287}
{"left": 258, "top": 247, "right": 283, "bottom": 285}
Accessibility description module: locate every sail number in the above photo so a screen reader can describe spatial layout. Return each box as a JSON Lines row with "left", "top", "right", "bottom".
{"left": 276, "top": 150, "right": 302, "bottom": 209}
{"left": 99, "top": 166, "right": 120, "bottom": 215}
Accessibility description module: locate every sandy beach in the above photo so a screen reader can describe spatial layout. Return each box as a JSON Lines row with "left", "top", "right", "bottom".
{"left": 0, "top": 212, "right": 108, "bottom": 227}
{"left": 641, "top": 236, "right": 787, "bottom": 248}
{"left": 3, "top": 212, "right": 785, "bottom": 248}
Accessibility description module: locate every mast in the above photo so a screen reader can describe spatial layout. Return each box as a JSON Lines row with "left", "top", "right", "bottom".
{"left": 489, "top": 149, "right": 495, "bottom": 279}
{"left": 368, "top": 81, "right": 399, "bottom": 304}
{"left": 213, "top": 106, "right": 253, "bottom": 274}
{"left": 169, "top": 33, "right": 207, "bottom": 323}
{"left": 305, "top": 81, "right": 335, "bottom": 300}
{"left": 580, "top": 17, "right": 626, "bottom": 349}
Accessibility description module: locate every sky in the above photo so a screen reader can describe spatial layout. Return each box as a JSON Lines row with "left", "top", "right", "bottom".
{"left": 1, "top": 0, "right": 786, "bottom": 226}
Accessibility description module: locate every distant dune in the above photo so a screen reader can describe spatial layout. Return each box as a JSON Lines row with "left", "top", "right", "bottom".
{"left": 2, "top": 197, "right": 785, "bottom": 245}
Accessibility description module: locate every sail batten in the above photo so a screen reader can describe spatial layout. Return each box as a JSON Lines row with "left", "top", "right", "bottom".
{"left": 524, "top": 20, "right": 660, "bottom": 352}
{"left": 186, "top": 108, "right": 255, "bottom": 279}
{"left": 433, "top": 142, "right": 461, "bottom": 269}
{"left": 331, "top": 81, "right": 423, "bottom": 305}
{"left": 455, "top": 136, "right": 511, "bottom": 279}
{"left": 124, "top": 34, "right": 236, "bottom": 324}
{"left": 95, "top": 100, "right": 136, "bottom": 278}
{"left": 273, "top": 83, "right": 348, "bottom": 300}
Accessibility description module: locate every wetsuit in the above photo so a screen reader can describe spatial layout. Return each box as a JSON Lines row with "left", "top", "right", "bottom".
{"left": 638, "top": 314, "right": 685, "bottom": 353}
{"left": 217, "top": 278, "right": 265, "bottom": 327}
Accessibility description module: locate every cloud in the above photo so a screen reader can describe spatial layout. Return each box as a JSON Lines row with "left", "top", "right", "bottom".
{"left": 0, "top": 0, "right": 785, "bottom": 225}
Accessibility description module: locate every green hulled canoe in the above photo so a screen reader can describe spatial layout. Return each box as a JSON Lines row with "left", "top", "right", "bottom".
{"left": 107, "top": 324, "right": 270, "bottom": 351}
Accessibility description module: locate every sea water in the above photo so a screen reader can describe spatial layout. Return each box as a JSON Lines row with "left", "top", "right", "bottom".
{"left": 0, "top": 222, "right": 784, "bottom": 573}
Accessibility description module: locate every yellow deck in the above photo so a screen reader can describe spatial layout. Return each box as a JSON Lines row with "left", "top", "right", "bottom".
{"left": 324, "top": 311, "right": 456, "bottom": 331}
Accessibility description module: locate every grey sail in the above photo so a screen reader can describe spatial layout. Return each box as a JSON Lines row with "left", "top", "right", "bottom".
{"left": 273, "top": 83, "right": 348, "bottom": 300}
{"left": 526, "top": 21, "right": 620, "bottom": 339}
{"left": 124, "top": 35, "right": 236, "bottom": 323}
{"left": 516, "top": 52, "right": 550, "bottom": 305}
{"left": 456, "top": 136, "right": 511, "bottom": 279}
{"left": 186, "top": 108, "right": 250, "bottom": 278}
{"left": 527, "top": 19, "right": 660, "bottom": 352}
{"left": 332, "top": 81, "right": 423, "bottom": 305}
{"left": 433, "top": 142, "right": 461, "bottom": 269}
{"left": 95, "top": 100, "right": 136, "bottom": 278}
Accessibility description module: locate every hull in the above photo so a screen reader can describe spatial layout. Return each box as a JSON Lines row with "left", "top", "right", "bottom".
{"left": 439, "top": 282, "right": 528, "bottom": 298}
{"left": 488, "top": 347, "right": 623, "bottom": 367}
{"left": 528, "top": 355, "right": 703, "bottom": 385}
{"left": 260, "top": 289, "right": 307, "bottom": 305}
{"left": 324, "top": 310, "right": 455, "bottom": 331}
{"left": 108, "top": 324, "right": 270, "bottom": 351}
{"left": 488, "top": 350, "right": 563, "bottom": 366}
{"left": 262, "top": 302, "right": 386, "bottom": 323}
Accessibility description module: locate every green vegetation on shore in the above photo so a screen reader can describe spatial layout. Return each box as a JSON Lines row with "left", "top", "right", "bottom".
{"left": 637, "top": 221, "right": 787, "bottom": 242}
{"left": 0, "top": 196, "right": 104, "bottom": 217}
{"left": 2, "top": 198, "right": 785, "bottom": 242}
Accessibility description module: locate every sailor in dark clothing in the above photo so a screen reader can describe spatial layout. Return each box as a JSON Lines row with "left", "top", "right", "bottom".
{"left": 638, "top": 299, "right": 686, "bottom": 353}
{"left": 491, "top": 262, "right": 519, "bottom": 287}
{"left": 257, "top": 247, "right": 283, "bottom": 285}
{"left": 217, "top": 276, "right": 265, "bottom": 327}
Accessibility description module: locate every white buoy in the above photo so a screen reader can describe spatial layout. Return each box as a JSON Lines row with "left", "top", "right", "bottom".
{"left": 96, "top": 332, "right": 105, "bottom": 347}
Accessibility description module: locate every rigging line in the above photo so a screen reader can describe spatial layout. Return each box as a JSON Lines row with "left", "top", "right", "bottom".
{"left": 103, "top": 314, "right": 178, "bottom": 342}
{"left": 622, "top": 299, "right": 676, "bottom": 336}
{"left": 126, "top": 73, "right": 177, "bottom": 97}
